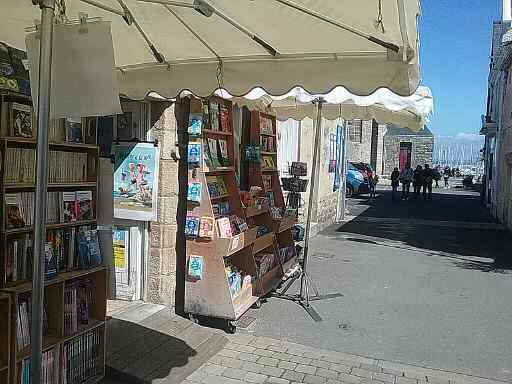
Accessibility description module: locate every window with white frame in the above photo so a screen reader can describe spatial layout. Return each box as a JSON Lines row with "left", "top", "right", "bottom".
{"left": 348, "top": 119, "right": 362, "bottom": 143}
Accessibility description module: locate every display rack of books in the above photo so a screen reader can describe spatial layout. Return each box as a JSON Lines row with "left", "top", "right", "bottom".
{"left": 249, "top": 111, "right": 298, "bottom": 272}
{"left": 184, "top": 97, "right": 287, "bottom": 333}
{"left": 0, "top": 90, "right": 107, "bottom": 384}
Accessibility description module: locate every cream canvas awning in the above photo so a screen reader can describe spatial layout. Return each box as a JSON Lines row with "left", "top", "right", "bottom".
{"left": 2, "top": 0, "right": 420, "bottom": 99}
{"left": 272, "top": 86, "right": 432, "bottom": 132}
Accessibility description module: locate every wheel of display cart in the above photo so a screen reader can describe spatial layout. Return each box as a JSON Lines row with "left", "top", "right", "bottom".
{"left": 252, "top": 299, "right": 262, "bottom": 309}
{"left": 225, "top": 320, "right": 237, "bottom": 334}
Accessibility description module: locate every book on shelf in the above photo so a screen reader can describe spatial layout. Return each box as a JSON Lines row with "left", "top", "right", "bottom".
{"left": 19, "top": 346, "right": 59, "bottom": 384}
{"left": 65, "top": 118, "right": 83, "bottom": 143}
{"left": 261, "top": 136, "right": 274, "bottom": 152}
{"left": 187, "top": 142, "right": 201, "bottom": 164}
{"left": 64, "top": 279, "right": 94, "bottom": 336}
{"left": 44, "top": 241, "right": 58, "bottom": 280}
{"left": 262, "top": 156, "right": 275, "bottom": 168}
{"left": 206, "top": 175, "right": 228, "bottom": 198}
{"left": 5, "top": 193, "right": 25, "bottom": 228}
{"left": 262, "top": 175, "right": 272, "bottom": 191}
{"left": 188, "top": 99, "right": 203, "bottom": 135}
{"left": 48, "top": 118, "right": 66, "bottom": 142}
{"left": 77, "top": 228, "right": 102, "bottom": 269}
{"left": 255, "top": 253, "right": 275, "bottom": 278}
{"left": 216, "top": 217, "right": 232, "bottom": 238}
{"left": 61, "top": 191, "right": 79, "bottom": 223}
{"left": 266, "top": 191, "right": 276, "bottom": 207}
{"left": 217, "top": 139, "right": 229, "bottom": 167}
{"left": 209, "top": 100, "right": 220, "bottom": 131}
{"left": 212, "top": 200, "right": 230, "bottom": 217}
{"left": 0, "top": 101, "right": 33, "bottom": 138}
{"left": 188, "top": 255, "right": 204, "bottom": 280}
{"left": 83, "top": 117, "right": 97, "bottom": 145}
{"left": 219, "top": 103, "right": 230, "bottom": 132}
{"left": 187, "top": 182, "right": 202, "bottom": 203}
{"left": 62, "top": 326, "right": 103, "bottom": 384}
{"left": 16, "top": 295, "right": 49, "bottom": 351}
{"left": 206, "top": 138, "right": 221, "bottom": 168}
{"left": 201, "top": 100, "right": 210, "bottom": 130}
{"left": 5, "top": 235, "right": 33, "bottom": 282}
{"left": 185, "top": 215, "right": 200, "bottom": 237}
{"left": 259, "top": 115, "right": 274, "bottom": 135}
{"left": 76, "top": 190, "right": 93, "bottom": 221}
{"left": 48, "top": 150, "right": 89, "bottom": 183}
{"left": 3, "top": 147, "right": 36, "bottom": 183}
{"left": 198, "top": 216, "right": 215, "bottom": 238}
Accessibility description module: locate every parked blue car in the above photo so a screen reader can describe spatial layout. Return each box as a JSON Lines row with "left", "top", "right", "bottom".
{"left": 346, "top": 163, "right": 370, "bottom": 197}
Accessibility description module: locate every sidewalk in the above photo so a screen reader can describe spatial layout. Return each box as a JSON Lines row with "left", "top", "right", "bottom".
{"left": 104, "top": 304, "right": 509, "bottom": 384}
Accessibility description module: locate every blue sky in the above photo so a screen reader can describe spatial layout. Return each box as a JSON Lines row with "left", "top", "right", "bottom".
{"left": 420, "top": 0, "right": 500, "bottom": 140}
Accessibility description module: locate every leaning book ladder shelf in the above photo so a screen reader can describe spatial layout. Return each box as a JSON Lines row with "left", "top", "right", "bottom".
{"left": 0, "top": 90, "right": 107, "bottom": 384}
{"left": 249, "top": 110, "right": 297, "bottom": 273}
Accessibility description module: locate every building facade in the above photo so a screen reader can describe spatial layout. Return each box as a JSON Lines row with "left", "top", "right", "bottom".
{"left": 382, "top": 125, "right": 434, "bottom": 176}
{"left": 482, "top": 14, "right": 512, "bottom": 230}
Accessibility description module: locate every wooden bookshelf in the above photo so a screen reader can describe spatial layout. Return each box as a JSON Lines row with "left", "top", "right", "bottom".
{"left": 249, "top": 111, "right": 298, "bottom": 272}
{"left": 0, "top": 91, "right": 106, "bottom": 384}
{"left": 0, "top": 294, "right": 11, "bottom": 384}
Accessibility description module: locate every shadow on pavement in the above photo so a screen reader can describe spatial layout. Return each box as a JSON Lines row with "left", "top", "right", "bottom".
{"left": 105, "top": 318, "right": 198, "bottom": 384}
{"left": 337, "top": 189, "right": 512, "bottom": 272}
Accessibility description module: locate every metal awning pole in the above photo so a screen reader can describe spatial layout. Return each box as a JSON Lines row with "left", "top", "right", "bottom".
{"left": 300, "top": 98, "right": 323, "bottom": 301}
{"left": 336, "top": 120, "right": 348, "bottom": 222}
{"left": 31, "top": 1, "right": 55, "bottom": 383}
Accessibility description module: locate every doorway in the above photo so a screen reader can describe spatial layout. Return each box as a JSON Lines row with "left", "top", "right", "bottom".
{"left": 399, "top": 142, "right": 412, "bottom": 170}
{"left": 112, "top": 222, "right": 147, "bottom": 301}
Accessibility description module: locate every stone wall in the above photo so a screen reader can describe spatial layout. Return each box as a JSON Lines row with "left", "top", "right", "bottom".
{"left": 383, "top": 135, "right": 434, "bottom": 176}
{"left": 347, "top": 120, "right": 373, "bottom": 164}
{"left": 147, "top": 102, "right": 179, "bottom": 305}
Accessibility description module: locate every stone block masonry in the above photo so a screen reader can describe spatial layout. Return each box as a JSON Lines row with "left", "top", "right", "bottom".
{"left": 147, "top": 101, "right": 179, "bottom": 305}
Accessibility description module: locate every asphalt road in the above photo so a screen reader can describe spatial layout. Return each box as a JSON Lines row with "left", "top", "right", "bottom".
{"left": 244, "top": 185, "right": 512, "bottom": 382}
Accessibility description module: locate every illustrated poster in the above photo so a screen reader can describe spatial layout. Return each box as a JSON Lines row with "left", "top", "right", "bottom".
{"left": 113, "top": 143, "right": 160, "bottom": 221}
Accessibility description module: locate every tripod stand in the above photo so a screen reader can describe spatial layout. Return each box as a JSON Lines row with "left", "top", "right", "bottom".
{"left": 272, "top": 99, "right": 343, "bottom": 322}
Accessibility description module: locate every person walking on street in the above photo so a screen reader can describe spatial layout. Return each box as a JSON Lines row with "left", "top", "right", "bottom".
{"left": 423, "top": 164, "right": 433, "bottom": 200}
{"left": 443, "top": 166, "right": 451, "bottom": 188}
{"left": 413, "top": 165, "right": 424, "bottom": 199}
{"left": 391, "top": 167, "right": 400, "bottom": 201}
{"left": 433, "top": 166, "right": 441, "bottom": 188}
{"left": 400, "top": 163, "right": 414, "bottom": 200}
{"left": 368, "top": 172, "right": 379, "bottom": 199}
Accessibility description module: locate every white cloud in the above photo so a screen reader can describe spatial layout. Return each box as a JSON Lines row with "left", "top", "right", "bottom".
{"left": 455, "top": 132, "right": 482, "bottom": 142}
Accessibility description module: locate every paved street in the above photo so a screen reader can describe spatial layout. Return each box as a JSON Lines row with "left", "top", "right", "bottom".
{"left": 103, "top": 184, "right": 512, "bottom": 384}
{"left": 236, "top": 185, "right": 512, "bottom": 382}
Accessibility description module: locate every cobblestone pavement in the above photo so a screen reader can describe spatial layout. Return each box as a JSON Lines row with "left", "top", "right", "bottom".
{"left": 182, "top": 334, "right": 507, "bottom": 384}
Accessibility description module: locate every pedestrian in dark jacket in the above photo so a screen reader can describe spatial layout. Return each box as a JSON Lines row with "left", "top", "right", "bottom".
{"left": 391, "top": 167, "right": 400, "bottom": 201}
{"left": 423, "top": 164, "right": 433, "bottom": 200}
{"left": 413, "top": 165, "right": 423, "bottom": 199}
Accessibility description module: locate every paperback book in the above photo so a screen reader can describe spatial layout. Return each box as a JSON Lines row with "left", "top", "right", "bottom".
{"left": 188, "top": 98, "right": 204, "bottom": 135}
{"left": 185, "top": 215, "right": 200, "bottom": 237}
{"left": 209, "top": 100, "right": 220, "bottom": 131}
{"left": 219, "top": 103, "right": 230, "bottom": 132}
{"left": 217, "top": 139, "right": 229, "bottom": 167}
{"left": 188, "top": 142, "right": 201, "bottom": 164}
{"left": 206, "top": 138, "right": 221, "bottom": 168}
{"left": 76, "top": 190, "right": 93, "bottom": 220}
{"left": 78, "top": 229, "right": 102, "bottom": 268}
{"left": 5, "top": 193, "right": 25, "bottom": 228}
{"left": 216, "top": 217, "right": 233, "bottom": 238}
{"left": 65, "top": 118, "right": 83, "bottom": 143}
{"left": 10, "top": 102, "right": 33, "bottom": 138}
{"left": 199, "top": 216, "right": 215, "bottom": 238}
{"left": 187, "top": 182, "right": 202, "bottom": 203}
